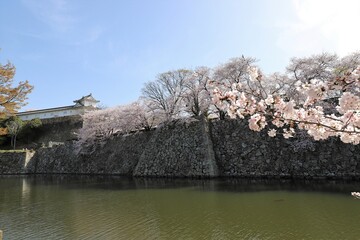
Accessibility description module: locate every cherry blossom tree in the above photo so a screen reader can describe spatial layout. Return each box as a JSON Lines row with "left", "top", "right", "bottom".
{"left": 212, "top": 63, "right": 360, "bottom": 145}
{"left": 182, "top": 67, "right": 212, "bottom": 118}
{"left": 142, "top": 69, "right": 192, "bottom": 121}
{"left": 129, "top": 99, "right": 163, "bottom": 131}
{"left": 287, "top": 53, "right": 338, "bottom": 84}
{"left": 76, "top": 100, "right": 159, "bottom": 152}
{"left": 286, "top": 52, "right": 360, "bottom": 104}
{"left": 211, "top": 56, "right": 258, "bottom": 119}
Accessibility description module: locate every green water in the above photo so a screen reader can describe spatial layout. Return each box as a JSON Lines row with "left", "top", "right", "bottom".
{"left": 0, "top": 176, "right": 360, "bottom": 240}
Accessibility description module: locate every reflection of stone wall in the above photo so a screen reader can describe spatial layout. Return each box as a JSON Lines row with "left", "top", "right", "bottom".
{"left": 1, "top": 119, "right": 360, "bottom": 179}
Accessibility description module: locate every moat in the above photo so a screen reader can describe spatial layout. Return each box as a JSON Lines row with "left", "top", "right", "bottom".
{"left": 0, "top": 175, "right": 360, "bottom": 239}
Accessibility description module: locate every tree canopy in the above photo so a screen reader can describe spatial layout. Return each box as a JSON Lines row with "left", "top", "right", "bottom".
{"left": 0, "top": 59, "right": 33, "bottom": 117}
{"left": 0, "top": 55, "right": 33, "bottom": 135}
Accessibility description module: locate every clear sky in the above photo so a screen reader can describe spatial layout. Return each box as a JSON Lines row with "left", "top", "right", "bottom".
{"left": 0, "top": 0, "right": 359, "bottom": 111}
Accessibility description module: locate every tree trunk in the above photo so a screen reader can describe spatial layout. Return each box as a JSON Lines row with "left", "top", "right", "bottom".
{"left": 219, "top": 110, "right": 226, "bottom": 120}
{"left": 10, "top": 136, "right": 14, "bottom": 149}
{"left": 13, "top": 134, "right": 17, "bottom": 150}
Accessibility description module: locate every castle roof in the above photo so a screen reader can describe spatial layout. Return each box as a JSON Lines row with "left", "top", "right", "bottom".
{"left": 17, "top": 94, "right": 99, "bottom": 116}
{"left": 73, "top": 93, "right": 99, "bottom": 106}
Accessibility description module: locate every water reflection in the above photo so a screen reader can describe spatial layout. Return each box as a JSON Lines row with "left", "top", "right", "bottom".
{"left": 14, "top": 175, "right": 359, "bottom": 195}
{"left": 21, "top": 178, "right": 30, "bottom": 201}
{"left": 0, "top": 175, "right": 359, "bottom": 240}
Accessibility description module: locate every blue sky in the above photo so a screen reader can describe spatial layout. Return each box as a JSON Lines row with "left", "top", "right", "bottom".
{"left": 0, "top": 0, "right": 359, "bottom": 111}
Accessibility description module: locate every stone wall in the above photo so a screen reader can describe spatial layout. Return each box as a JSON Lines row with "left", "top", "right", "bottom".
{"left": 0, "top": 151, "right": 34, "bottom": 174}
{"left": 0, "top": 119, "right": 359, "bottom": 179}
{"left": 134, "top": 119, "right": 218, "bottom": 177}
{"left": 26, "top": 130, "right": 153, "bottom": 175}
{"left": 210, "top": 119, "right": 360, "bottom": 178}
{"left": 35, "top": 116, "right": 83, "bottom": 145}
{"left": 12, "top": 116, "right": 83, "bottom": 149}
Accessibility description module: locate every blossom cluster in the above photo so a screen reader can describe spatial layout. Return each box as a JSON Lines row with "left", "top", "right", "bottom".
{"left": 351, "top": 192, "right": 360, "bottom": 199}
{"left": 212, "top": 66, "right": 360, "bottom": 144}
{"left": 76, "top": 101, "right": 159, "bottom": 153}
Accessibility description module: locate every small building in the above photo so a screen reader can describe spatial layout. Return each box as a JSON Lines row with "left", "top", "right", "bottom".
{"left": 17, "top": 94, "right": 99, "bottom": 121}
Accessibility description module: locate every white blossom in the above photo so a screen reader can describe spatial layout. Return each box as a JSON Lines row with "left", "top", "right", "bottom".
{"left": 268, "top": 129, "right": 277, "bottom": 137}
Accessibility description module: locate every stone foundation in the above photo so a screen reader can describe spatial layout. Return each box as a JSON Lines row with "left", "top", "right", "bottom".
{"left": 1, "top": 119, "right": 359, "bottom": 179}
